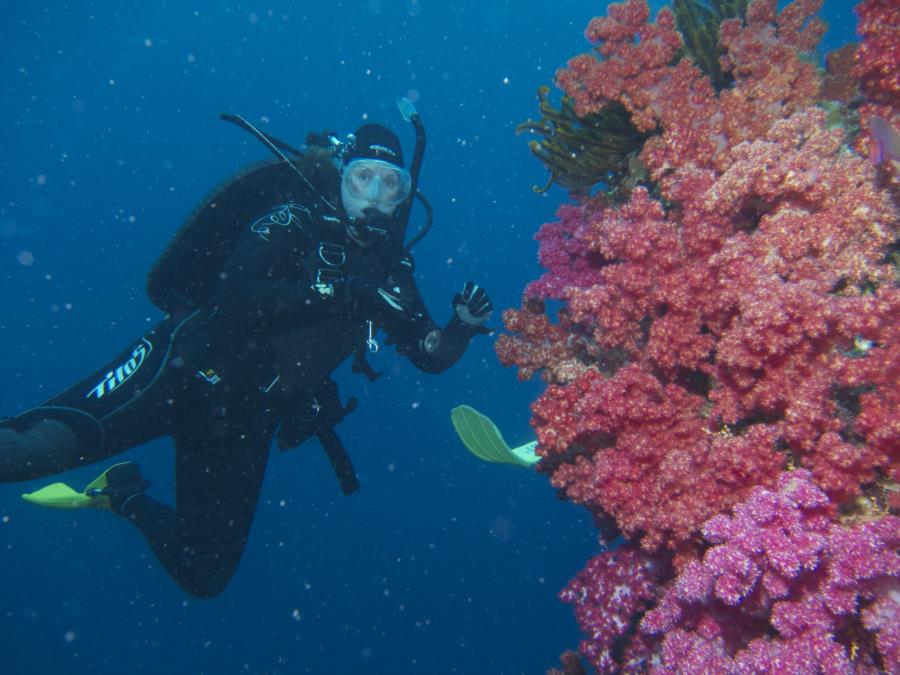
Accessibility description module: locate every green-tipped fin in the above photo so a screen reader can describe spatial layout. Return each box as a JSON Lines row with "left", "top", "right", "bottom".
{"left": 450, "top": 405, "right": 539, "bottom": 468}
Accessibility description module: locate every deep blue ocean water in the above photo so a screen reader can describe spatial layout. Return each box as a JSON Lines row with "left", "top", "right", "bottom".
{"left": 0, "top": 2, "right": 857, "bottom": 673}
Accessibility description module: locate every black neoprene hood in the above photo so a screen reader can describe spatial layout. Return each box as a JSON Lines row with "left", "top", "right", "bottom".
{"left": 346, "top": 123, "right": 405, "bottom": 168}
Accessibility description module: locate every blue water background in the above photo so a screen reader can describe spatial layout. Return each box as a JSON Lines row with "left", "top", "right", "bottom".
{"left": 0, "top": 2, "right": 857, "bottom": 673}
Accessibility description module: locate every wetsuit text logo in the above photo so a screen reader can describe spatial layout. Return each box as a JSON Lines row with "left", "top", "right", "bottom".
{"left": 86, "top": 339, "right": 153, "bottom": 399}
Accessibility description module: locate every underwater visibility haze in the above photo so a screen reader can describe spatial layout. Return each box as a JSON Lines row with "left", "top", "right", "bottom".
{"left": 1, "top": 0, "right": 895, "bottom": 674}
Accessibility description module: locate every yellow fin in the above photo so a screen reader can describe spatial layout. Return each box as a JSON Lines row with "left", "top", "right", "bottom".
{"left": 21, "top": 482, "right": 106, "bottom": 510}
{"left": 19, "top": 462, "right": 135, "bottom": 510}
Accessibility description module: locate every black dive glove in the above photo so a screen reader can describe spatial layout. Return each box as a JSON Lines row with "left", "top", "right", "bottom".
{"left": 452, "top": 282, "right": 493, "bottom": 333}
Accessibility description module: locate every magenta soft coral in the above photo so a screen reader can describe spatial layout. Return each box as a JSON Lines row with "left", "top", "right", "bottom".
{"left": 642, "top": 470, "right": 900, "bottom": 672}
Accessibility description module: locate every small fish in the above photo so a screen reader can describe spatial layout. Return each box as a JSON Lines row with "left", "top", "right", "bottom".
{"left": 868, "top": 116, "right": 900, "bottom": 172}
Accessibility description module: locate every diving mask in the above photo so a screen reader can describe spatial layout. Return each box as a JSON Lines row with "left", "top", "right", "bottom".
{"left": 341, "top": 159, "right": 412, "bottom": 217}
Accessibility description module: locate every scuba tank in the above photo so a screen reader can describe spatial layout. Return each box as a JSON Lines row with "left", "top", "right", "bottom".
{"left": 147, "top": 159, "right": 305, "bottom": 314}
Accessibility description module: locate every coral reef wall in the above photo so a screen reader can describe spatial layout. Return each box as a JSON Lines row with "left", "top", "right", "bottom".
{"left": 498, "top": 0, "right": 899, "bottom": 671}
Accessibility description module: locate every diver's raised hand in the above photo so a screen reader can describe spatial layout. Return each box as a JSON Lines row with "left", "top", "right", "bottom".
{"left": 452, "top": 282, "right": 492, "bottom": 331}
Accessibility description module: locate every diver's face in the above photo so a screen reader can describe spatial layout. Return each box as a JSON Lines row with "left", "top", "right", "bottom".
{"left": 340, "top": 159, "right": 411, "bottom": 219}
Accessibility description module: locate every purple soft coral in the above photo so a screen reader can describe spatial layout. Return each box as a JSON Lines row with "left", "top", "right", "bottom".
{"left": 642, "top": 470, "right": 900, "bottom": 672}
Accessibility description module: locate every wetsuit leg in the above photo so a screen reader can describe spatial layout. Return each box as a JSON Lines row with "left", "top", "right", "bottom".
{"left": 0, "top": 312, "right": 199, "bottom": 483}
{"left": 118, "top": 408, "right": 276, "bottom": 598}
{"left": 0, "top": 419, "right": 80, "bottom": 482}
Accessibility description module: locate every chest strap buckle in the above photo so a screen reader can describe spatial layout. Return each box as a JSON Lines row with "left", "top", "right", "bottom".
{"left": 316, "top": 268, "right": 345, "bottom": 285}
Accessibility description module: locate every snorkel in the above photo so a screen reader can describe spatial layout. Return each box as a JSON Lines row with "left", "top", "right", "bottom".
{"left": 394, "top": 96, "right": 433, "bottom": 254}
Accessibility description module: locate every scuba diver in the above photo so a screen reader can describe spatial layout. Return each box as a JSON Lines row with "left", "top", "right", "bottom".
{"left": 0, "top": 99, "right": 493, "bottom": 598}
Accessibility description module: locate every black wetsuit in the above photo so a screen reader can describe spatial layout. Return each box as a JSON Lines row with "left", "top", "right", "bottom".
{"left": 0, "top": 199, "right": 477, "bottom": 598}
